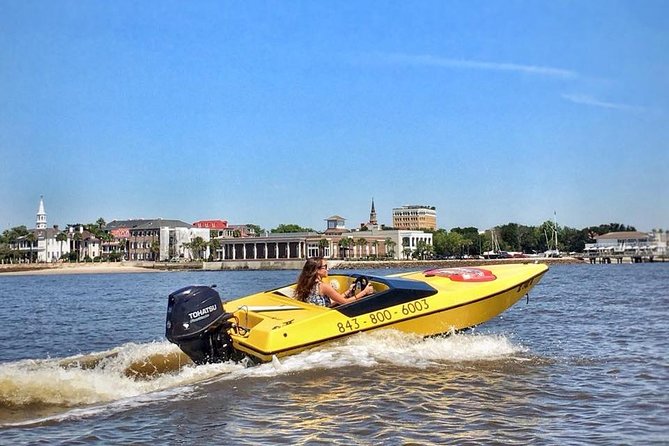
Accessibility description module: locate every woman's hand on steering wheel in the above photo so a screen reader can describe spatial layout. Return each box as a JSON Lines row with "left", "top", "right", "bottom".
{"left": 353, "top": 276, "right": 373, "bottom": 298}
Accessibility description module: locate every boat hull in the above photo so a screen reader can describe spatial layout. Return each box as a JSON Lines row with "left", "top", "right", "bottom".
{"left": 222, "top": 263, "right": 548, "bottom": 363}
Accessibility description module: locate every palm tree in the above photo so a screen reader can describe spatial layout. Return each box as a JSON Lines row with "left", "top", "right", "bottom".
{"left": 25, "top": 232, "right": 37, "bottom": 263}
{"left": 356, "top": 238, "right": 368, "bottom": 258}
{"left": 56, "top": 232, "right": 68, "bottom": 261}
{"left": 101, "top": 232, "right": 116, "bottom": 261}
{"left": 339, "top": 237, "right": 352, "bottom": 259}
{"left": 384, "top": 237, "right": 396, "bottom": 259}
{"left": 150, "top": 240, "right": 161, "bottom": 261}
{"left": 209, "top": 237, "right": 221, "bottom": 261}
{"left": 415, "top": 240, "right": 434, "bottom": 260}
{"left": 318, "top": 238, "right": 329, "bottom": 257}
{"left": 73, "top": 232, "right": 83, "bottom": 262}
{"left": 371, "top": 240, "right": 379, "bottom": 258}
{"left": 190, "top": 237, "right": 206, "bottom": 260}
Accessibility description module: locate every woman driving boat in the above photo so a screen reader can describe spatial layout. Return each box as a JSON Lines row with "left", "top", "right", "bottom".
{"left": 294, "top": 257, "right": 374, "bottom": 307}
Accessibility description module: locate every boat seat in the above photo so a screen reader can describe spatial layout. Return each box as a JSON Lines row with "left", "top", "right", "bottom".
{"left": 274, "top": 285, "right": 296, "bottom": 297}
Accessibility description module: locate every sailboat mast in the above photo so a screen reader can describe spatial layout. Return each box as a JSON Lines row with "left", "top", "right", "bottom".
{"left": 553, "top": 212, "right": 559, "bottom": 252}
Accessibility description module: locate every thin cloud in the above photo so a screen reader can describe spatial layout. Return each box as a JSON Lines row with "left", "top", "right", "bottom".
{"left": 378, "top": 53, "right": 578, "bottom": 79}
{"left": 562, "top": 94, "right": 645, "bottom": 112}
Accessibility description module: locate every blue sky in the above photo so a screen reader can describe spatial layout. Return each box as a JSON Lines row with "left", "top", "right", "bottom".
{"left": 1, "top": 1, "right": 667, "bottom": 232}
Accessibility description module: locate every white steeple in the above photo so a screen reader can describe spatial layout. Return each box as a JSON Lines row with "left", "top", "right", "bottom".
{"left": 36, "top": 196, "right": 47, "bottom": 230}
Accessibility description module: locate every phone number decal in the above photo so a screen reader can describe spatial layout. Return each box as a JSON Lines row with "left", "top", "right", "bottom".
{"left": 336, "top": 298, "right": 430, "bottom": 333}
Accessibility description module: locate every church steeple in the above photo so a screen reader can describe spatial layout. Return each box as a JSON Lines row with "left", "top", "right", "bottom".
{"left": 36, "top": 196, "right": 47, "bottom": 230}
{"left": 369, "top": 198, "right": 377, "bottom": 226}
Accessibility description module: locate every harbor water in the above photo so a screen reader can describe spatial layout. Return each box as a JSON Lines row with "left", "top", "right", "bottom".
{"left": 0, "top": 264, "right": 667, "bottom": 444}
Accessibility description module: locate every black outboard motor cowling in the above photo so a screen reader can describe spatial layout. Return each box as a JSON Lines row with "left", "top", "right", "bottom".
{"left": 166, "top": 285, "right": 236, "bottom": 364}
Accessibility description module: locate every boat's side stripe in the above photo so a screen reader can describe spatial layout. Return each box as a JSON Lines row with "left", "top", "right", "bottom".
{"left": 235, "top": 269, "right": 548, "bottom": 359}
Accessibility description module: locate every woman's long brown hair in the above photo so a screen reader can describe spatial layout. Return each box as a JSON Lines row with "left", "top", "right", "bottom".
{"left": 294, "top": 257, "right": 323, "bottom": 301}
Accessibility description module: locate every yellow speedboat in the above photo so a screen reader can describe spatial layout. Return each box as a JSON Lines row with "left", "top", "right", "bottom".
{"left": 165, "top": 263, "right": 548, "bottom": 364}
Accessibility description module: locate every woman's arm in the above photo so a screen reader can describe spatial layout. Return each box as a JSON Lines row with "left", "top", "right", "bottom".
{"left": 320, "top": 281, "right": 374, "bottom": 305}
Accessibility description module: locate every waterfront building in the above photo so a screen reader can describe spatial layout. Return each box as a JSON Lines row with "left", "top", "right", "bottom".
{"left": 193, "top": 220, "right": 257, "bottom": 238}
{"left": 193, "top": 220, "right": 228, "bottom": 230}
{"left": 67, "top": 225, "right": 100, "bottom": 261}
{"left": 105, "top": 219, "right": 210, "bottom": 261}
{"left": 211, "top": 215, "right": 432, "bottom": 262}
{"left": 228, "top": 224, "right": 257, "bottom": 237}
{"left": 10, "top": 197, "right": 104, "bottom": 262}
{"left": 324, "top": 215, "right": 347, "bottom": 235}
{"left": 583, "top": 231, "right": 667, "bottom": 262}
{"left": 216, "top": 231, "right": 320, "bottom": 261}
{"left": 12, "top": 197, "right": 70, "bottom": 262}
{"left": 392, "top": 205, "right": 437, "bottom": 231}
{"left": 336, "top": 228, "right": 433, "bottom": 260}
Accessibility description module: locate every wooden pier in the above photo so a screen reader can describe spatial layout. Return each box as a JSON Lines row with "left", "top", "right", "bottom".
{"left": 583, "top": 253, "right": 667, "bottom": 264}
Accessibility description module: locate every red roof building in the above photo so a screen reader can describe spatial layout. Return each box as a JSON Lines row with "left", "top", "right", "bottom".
{"left": 193, "top": 220, "right": 228, "bottom": 230}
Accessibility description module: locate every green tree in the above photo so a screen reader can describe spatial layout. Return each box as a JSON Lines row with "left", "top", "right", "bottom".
{"left": 586, "top": 223, "right": 636, "bottom": 237}
{"left": 538, "top": 220, "right": 560, "bottom": 253}
{"left": 56, "top": 231, "right": 68, "bottom": 260}
{"left": 356, "top": 238, "right": 368, "bottom": 258}
{"left": 271, "top": 224, "right": 314, "bottom": 233}
{"left": 0, "top": 243, "right": 16, "bottom": 263}
{"left": 561, "top": 226, "right": 590, "bottom": 253}
{"left": 443, "top": 231, "right": 467, "bottom": 256}
{"left": 339, "top": 237, "right": 353, "bottom": 259}
{"left": 1, "top": 226, "right": 29, "bottom": 244}
{"left": 415, "top": 240, "right": 434, "bottom": 260}
{"left": 451, "top": 227, "right": 482, "bottom": 255}
{"left": 384, "top": 237, "right": 396, "bottom": 258}
{"left": 150, "top": 240, "right": 161, "bottom": 261}
{"left": 25, "top": 232, "right": 37, "bottom": 263}
{"left": 190, "top": 237, "right": 206, "bottom": 260}
{"left": 432, "top": 229, "right": 448, "bottom": 256}
{"left": 1, "top": 226, "right": 29, "bottom": 263}
{"left": 371, "top": 240, "right": 379, "bottom": 258}
{"left": 73, "top": 232, "right": 83, "bottom": 262}
{"left": 318, "top": 238, "right": 329, "bottom": 256}
{"left": 497, "top": 223, "right": 520, "bottom": 251}
{"left": 209, "top": 236, "right": 221, "bottom": 261}
{"left": 495, "top": 223, "right": 539, "bottom": 253}
{"left": 246, "top": 224, "right": 262, "bottom": 236}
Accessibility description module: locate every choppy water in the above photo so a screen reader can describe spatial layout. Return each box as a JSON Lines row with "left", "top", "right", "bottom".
{"left": 0, "top": 264, "right": 667, "bottom": 445}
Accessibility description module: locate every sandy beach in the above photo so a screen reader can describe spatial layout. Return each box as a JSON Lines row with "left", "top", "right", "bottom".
{"left": 0, "top": 262, "right": 164, "bottom": 276}
{"left": 0, "top": 257, "right": 587, "bottom": 276}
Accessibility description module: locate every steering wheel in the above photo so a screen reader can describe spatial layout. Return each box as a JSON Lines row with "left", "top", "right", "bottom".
{"left": 353, "top": 276, "right": 369, "bottom": 292}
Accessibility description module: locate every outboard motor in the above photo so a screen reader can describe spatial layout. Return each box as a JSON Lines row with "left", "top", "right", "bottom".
{"left": 165, "top": 285, "right": 237, "bottom": 364}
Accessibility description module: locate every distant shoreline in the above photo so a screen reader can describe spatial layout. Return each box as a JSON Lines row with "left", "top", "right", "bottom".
{"left": 0, "top": 262, "right": 165, "bottom": 276}
{"left": 0, "top": 257, "right": 589, "bottom": 276}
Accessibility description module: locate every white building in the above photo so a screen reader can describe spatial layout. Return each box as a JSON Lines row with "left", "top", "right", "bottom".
{"left": 584, "top": 231, "right": 667, "bottom": 257}
{"left": 160, "top": 226, "right": 211, "bottom": 261}
{"left": 213, "top": 216, "right": 432, "bottom": 261}
{"left": 14, "top": 197, "right": 71, "bottom": 263}
{"left": 106, "top": 218, "right": 210, "bottom": 261}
